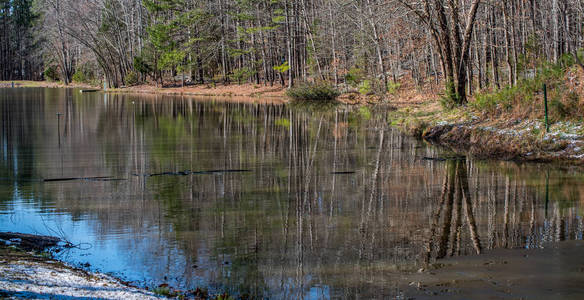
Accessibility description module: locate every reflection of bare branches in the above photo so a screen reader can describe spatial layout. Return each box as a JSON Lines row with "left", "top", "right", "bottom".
{"left": 359, "top": 129, "right": 384, "bottom": 260}
{"left": 450, "top": 168, "right": 463, "bottom": 257}
{"left": 436, "top": 161, "right": 455, "bottom": 259}
{"left": 488, "top": 173, "right": 497, "bottom": 249}
{"left": 503, "top": 176, "right": 510, "bottom": 248}
{"left": 426, "top": 159, "right": 482, "bottom": 262}
{"left": 458, "top": 160, "right": 481, "bottom": 255}
{"left": 424, "top": 168, "right": 449, "bottom": 264}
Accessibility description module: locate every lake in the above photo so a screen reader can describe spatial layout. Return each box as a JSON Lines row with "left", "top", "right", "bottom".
{"left": 1, "top": 88, "right": 583, "bottom": 298}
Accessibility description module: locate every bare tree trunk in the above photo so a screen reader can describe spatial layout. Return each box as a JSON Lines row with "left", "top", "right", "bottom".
{"left": 285, "top": 0, "right": 293, "bottom": 88}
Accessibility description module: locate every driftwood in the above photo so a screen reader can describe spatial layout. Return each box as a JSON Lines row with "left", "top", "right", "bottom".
{"left": 0, "top": 232, "right": 61, "bottom": 251}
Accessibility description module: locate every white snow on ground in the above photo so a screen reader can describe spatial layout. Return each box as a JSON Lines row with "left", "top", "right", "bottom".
{"left": 0, "top": 260, "right": 163, "bottom": 299}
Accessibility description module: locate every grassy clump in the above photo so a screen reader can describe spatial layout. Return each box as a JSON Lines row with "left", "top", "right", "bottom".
{"left": 286, "top": 83, "right": 340, "bottom": 101}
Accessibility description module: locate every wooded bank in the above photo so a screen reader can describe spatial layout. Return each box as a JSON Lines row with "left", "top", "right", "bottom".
{"left": 2, "top": 1, "right": 584, "bottom": 105}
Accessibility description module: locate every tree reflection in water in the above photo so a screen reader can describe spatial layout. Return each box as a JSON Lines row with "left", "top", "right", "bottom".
{"left": 425, "top": 159, "right": 481, "bottom": 263}
{"left": 0, "top": 88, "right": 582, "bottom": 298}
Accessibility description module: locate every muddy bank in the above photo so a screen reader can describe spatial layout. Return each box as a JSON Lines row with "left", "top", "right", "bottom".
{"left": 401, "top": 241, "right": 584, "bottom": 299}
{"left": 418, "top": 119, "right": 584, "bottom": 163}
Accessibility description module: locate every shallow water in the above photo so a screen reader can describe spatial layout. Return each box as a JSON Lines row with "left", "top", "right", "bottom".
{"left": 0, "top": 88, "right": 582, "bottom": 298}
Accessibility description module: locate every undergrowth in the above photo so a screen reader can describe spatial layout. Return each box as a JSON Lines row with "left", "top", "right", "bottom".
{"left": 469, "top": 55, "right": 583, "bottom": 122}
{"left": 286, "top": 83, "right": 340, "bottom": 101}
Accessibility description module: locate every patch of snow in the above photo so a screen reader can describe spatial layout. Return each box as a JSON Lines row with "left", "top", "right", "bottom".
{"left": 0, "top": 261, "right": 163, "bottom": 299}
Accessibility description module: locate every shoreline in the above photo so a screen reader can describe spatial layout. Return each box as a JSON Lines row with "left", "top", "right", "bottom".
{"left": 422, "top": 120, "right": 584, "bottom": 164}
{"left": 3, "top": 80, "right": 584, "bottom": 163}
{"left": 0, "top": 80, "right": 426, "bottom": 106}
{"left": 0, "top": 234, "right": 163, "bottom": 299}
{"left": 388, "top": 100, "right": 584, "bottom": 164}
{"left": 3, "top": 232, "right": 583, "bottom": 299}
{"left": 0, "top": 232, "right": 219, "bottom": 299}
{"left": 0, "top": 80, "right": 288, "bottom": 99}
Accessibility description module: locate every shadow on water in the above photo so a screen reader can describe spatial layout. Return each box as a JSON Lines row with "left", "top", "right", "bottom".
{"left": 0, "top": 88, "right": 582, "bottom": 298}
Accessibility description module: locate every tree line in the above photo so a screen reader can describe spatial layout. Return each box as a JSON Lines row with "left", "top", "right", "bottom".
{"left": 0, "top": 0, "right": 40, "bottom": 81}
{"left": 2, "top": 0, "right": 584, "bottom": 104}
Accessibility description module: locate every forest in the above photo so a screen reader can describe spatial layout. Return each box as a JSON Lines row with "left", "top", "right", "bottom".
{"left": 1, "top": 0, "right": 584, "bottom": 105}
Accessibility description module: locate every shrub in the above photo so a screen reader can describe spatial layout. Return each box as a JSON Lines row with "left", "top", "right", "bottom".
{"left": 550, "top": 97, "right": 567, "bottom": 119}
{"left": 133, "top": 55, "right": 152, "bottom": 75}
{"left": 44, "top": 65, "right": 59, "bottom": 81}
{"left": 470, "top": 85, "right": 517, "bottom": 113}
{"left": 468, "top": 57, "right": 584, "bottom": 120}
{"left": 440, "top": 81, "right": 459, "bottom": 110}
{"left": 345, "top": 67, "right": 366, "bottom": 87}
{"left": 230, "top": 67, "right": 256, "bottom": 84}
{"left": 286, "top": 83, "right": 340, "bottom": 101}
{"left": 358, "top": 80, "right": 372, "bottom": 95}
{"left": 357, "top": 78, "right": 394, "bottom": 95}
{"left": 387, "top": 81, "right": 401, "bottom": 95}
{"left": 72, "top": 70, "right": 83, "bottom": 83}
{"left": 125, "top": 70, "right": 140, "bottom": 86}
{"left": 72, "top": 70, "right": 90, "bottom": 84}
{"left": 72, "top": 64, "right": 96, "bottom": 84}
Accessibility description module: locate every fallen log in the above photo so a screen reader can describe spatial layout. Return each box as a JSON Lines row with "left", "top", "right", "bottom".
{"left": 0, "top": 232, "right": 61, "bottom": 251}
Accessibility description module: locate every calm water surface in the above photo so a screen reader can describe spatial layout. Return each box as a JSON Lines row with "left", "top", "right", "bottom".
{"left": 1, "top": 88, "right": 583, "bottom": 298}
